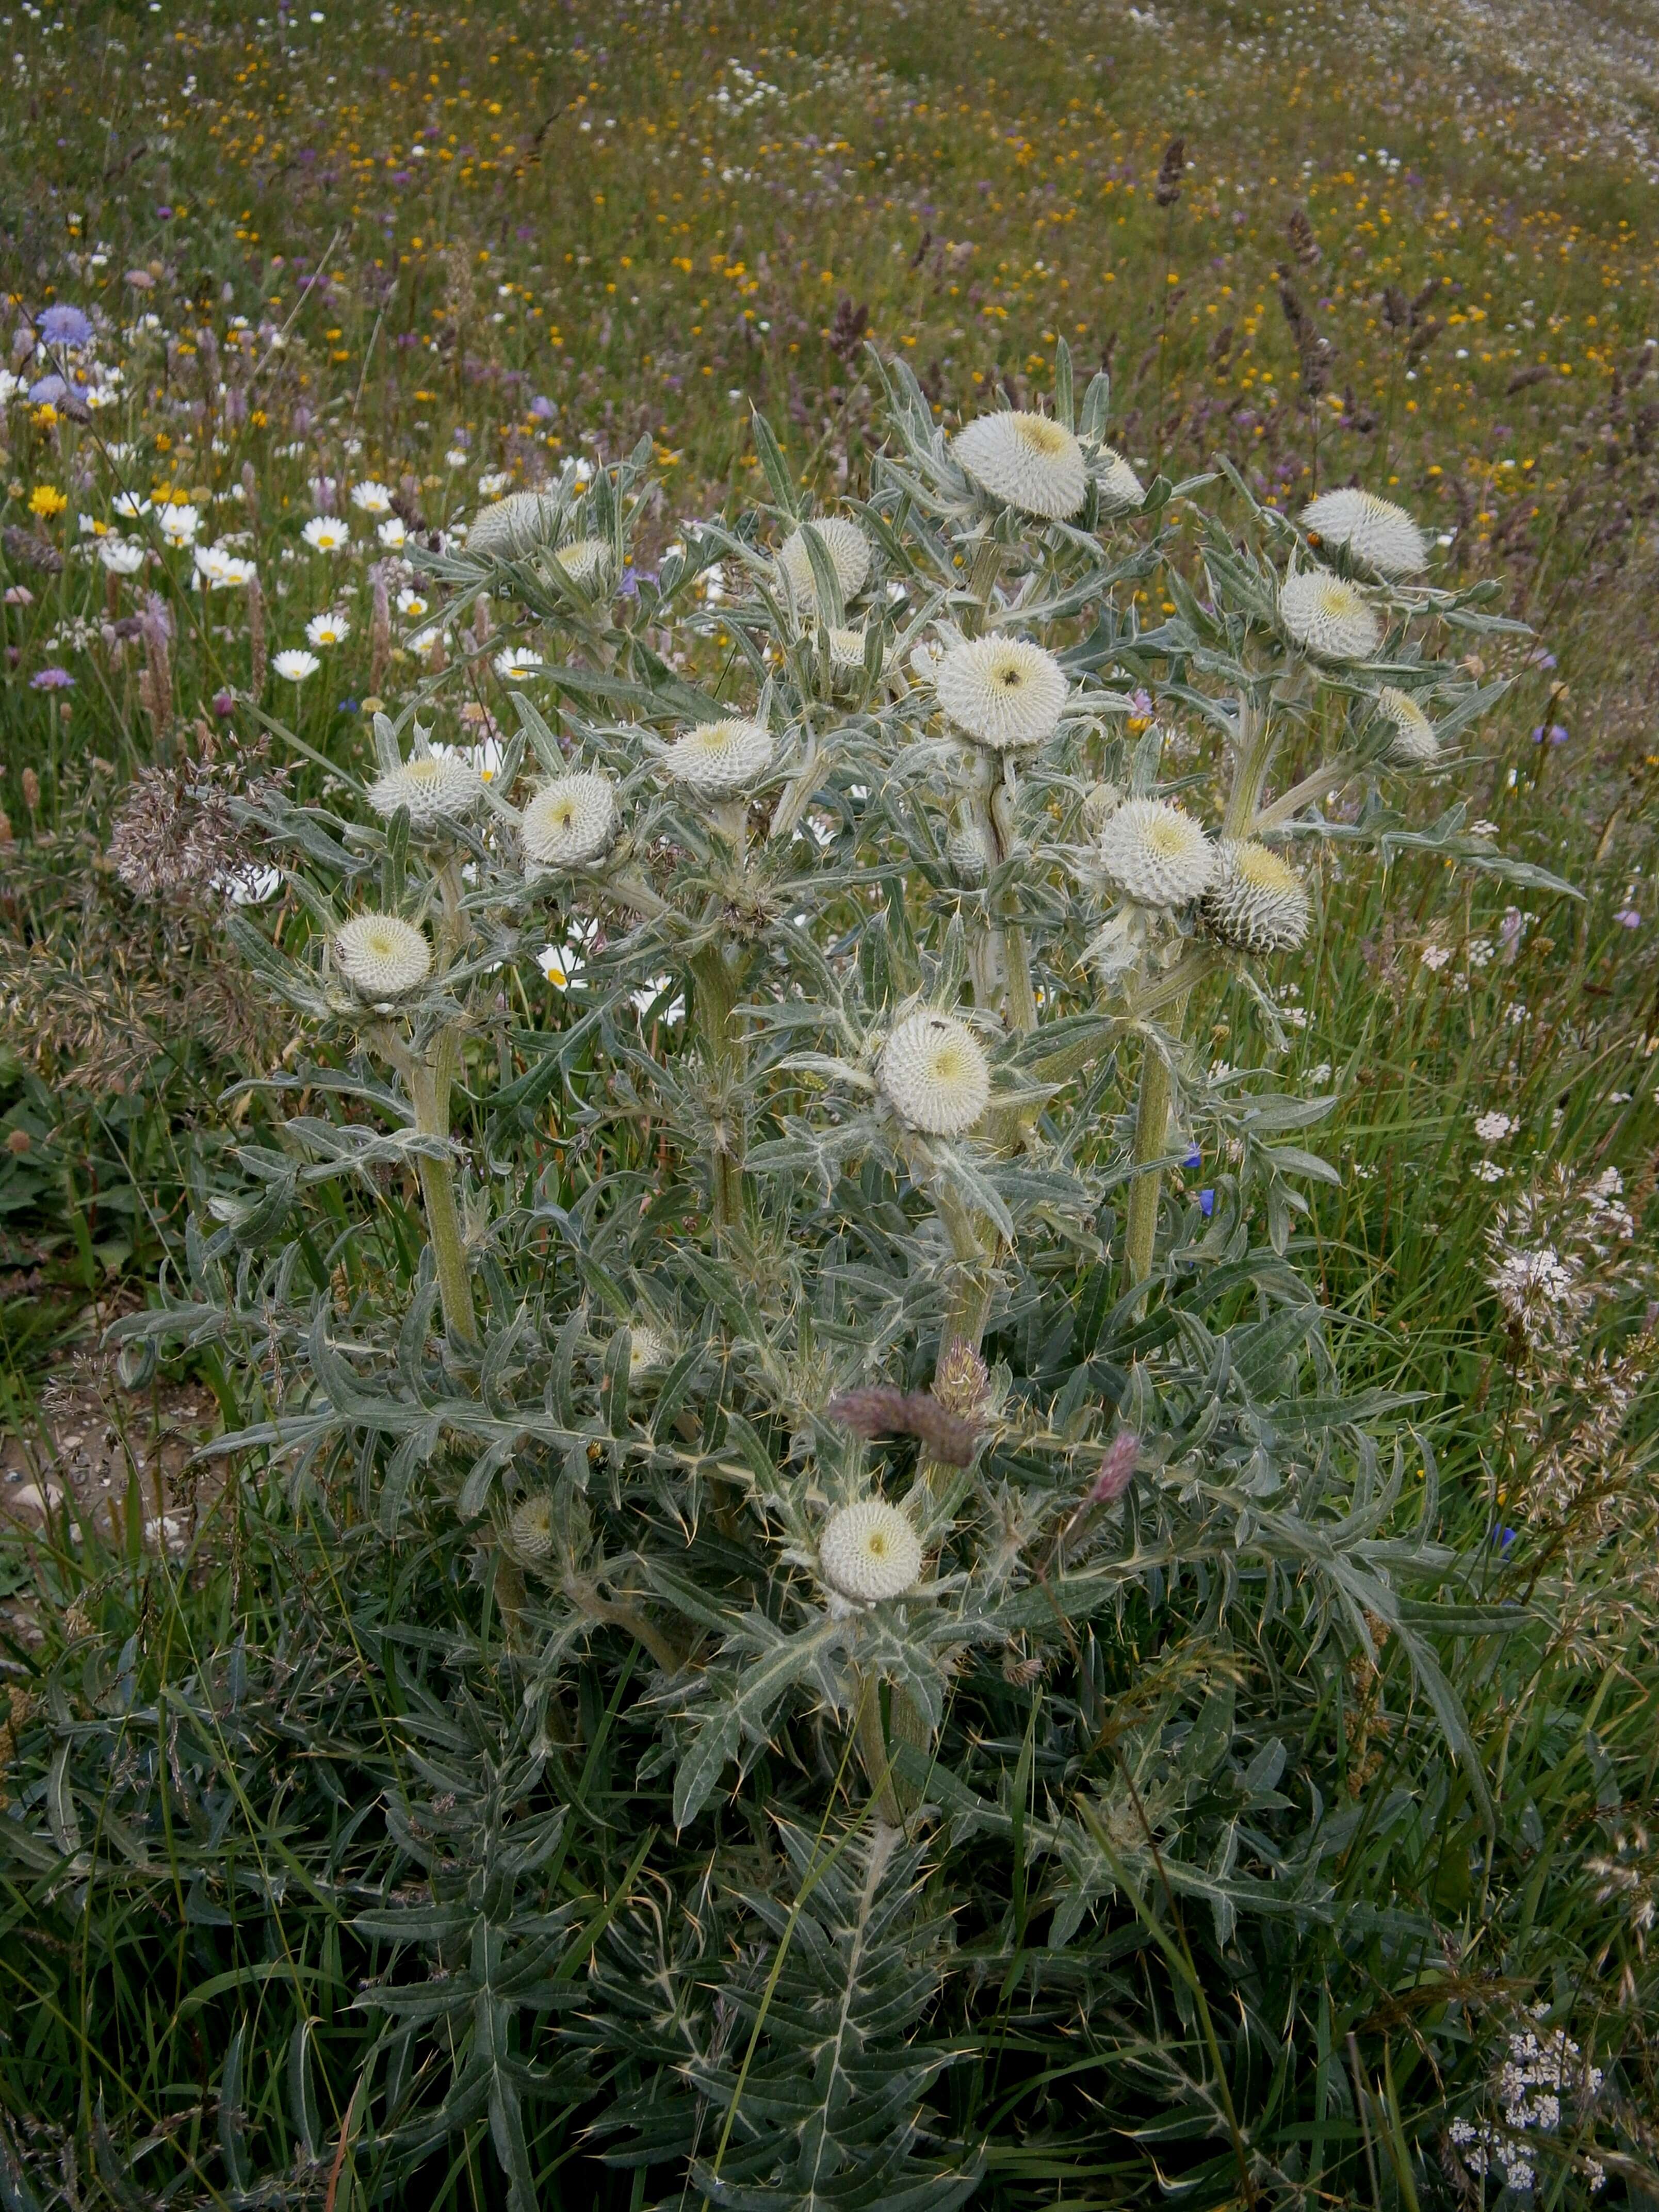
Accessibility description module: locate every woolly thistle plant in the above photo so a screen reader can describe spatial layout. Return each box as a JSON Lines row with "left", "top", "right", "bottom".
{"left": 110, "top": 351, "right": 1577, "bottom": 2209}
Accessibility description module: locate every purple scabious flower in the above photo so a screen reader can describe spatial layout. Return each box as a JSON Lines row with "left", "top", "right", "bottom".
{"left": 28, "top": 375, "right": 68, "bottom": 406}
{"left": 30, "top": 666, "right": 73, "bottom": 690}
{"left": 37, "top": 304, "right": 93, "bottom": 348}
{"left": 1614, "top": 908, "right": 1642, "bottom": 929}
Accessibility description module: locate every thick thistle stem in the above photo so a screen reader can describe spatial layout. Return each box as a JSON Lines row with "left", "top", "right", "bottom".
{"left": 1120, "top": 991, "right": 1191, "bottom": 1307}
{"left": 408, "top": 1033, "right": 478, "bottom": 1349}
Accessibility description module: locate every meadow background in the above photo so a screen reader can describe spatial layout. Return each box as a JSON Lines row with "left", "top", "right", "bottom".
{"left": 1, "top": 0, "right": 1657, "bottom": 2203}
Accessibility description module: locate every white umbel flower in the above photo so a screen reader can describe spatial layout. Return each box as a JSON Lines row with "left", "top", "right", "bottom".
{"left": 935, "top": 635, "right": 1068, "bottom": 751}
{"left": 663, "top": 718, "right": 775, "bottom": 798}
{"left": 1095, "top": 446, "right": 1147, "bottom": 508}
{"left": 777, "top": 518, "right": 871, "bottom": 613}
{"left": 1302, "top": 488, "right": 1428, "bottom": 577}
{"left": 1098, "top": 798, "right": 1218, "bottom": 907}
{"left": 468, "top": 490, "right": 561, "bottom": 559}
{"left": 1201, "top": 840, "right": 1311, "bottom": 952}
{"left": 368, "top": 752, "right": 485, "bottom": 827}
{"left": 522, "top": 772, "right": 618, "bottom": 868}
{"left": 952, "top": 410, "right": 1086, "bottom": 519}
{"left": 508, "top": 1493, "right": 556, "bottom": 1560}
{"left": 335, "top": 914, "right": 432, "bottom": 998}
{"left": 548, "top": 536, "right": 610, "bottom": 589}
{"left": 1278, "top": 566, "right": 1383, "bottom": 662}
{"left": 879, "top": 1011, "right": 991, "bottom": 1136}
{"left": 1375, "top": 686, "right": 1439, "bottom": 765}
{"left": 818, "top": 1498, "right": 923, "bottom": 1604}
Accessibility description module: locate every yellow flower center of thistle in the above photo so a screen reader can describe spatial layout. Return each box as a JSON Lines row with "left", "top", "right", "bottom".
{"left": 1316, "top": 579, "right": 1362, "bottom": 616}
{"left": 926, "top": 1038, "right": 977, "bottom": 1085}
{"left": 1235, "top": 844, "right": 1298, "bottom": 892}
{"left": 362, "top": 923, "right": 403, "bottom": 959}
{"left": 1145, "top": 819, "right": 1191, "bottom": 856}
{"left": 1015, "top": 417, "right": 1070, "bottom": 457}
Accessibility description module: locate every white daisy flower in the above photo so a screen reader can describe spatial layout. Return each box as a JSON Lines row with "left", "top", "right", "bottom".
{"left": 335, "top": 913, "right": 432, "bottom": 997}
{"left": 377, "top": 515, "right": 408, "bottom": 549}
{"left": 538, "top": 939, "right": 588, "bottom": 988}
{"left": 818, "top": 1499, "right": 923, "bottom": 1604}
{"left": 368, "top": 752, "right": 484, "bottom": 826}
{"left": 1098, "top": 798, "right": 1218, "bottom": 907}
{"left": 934, "top": 634, "right": 1068, "bottom": 751}
{"left": 468, "top": 489, "right": 561, "bottom": 560}
{"left": 1302, "top": 487, "right": 1428, "bottom": 577}
{"left": 1278, "top": 566, "right": 1383, "bottom": 661}
{"left": 305, "top": 610, "right": 351, "bottom": 648}
{"left": 99, "top": 538, "right": 145, "bottom": 575}
{"left": 112, "top": 492, "right": 151, "bottom": 522}
{"left": 157, "top": 502, "right": 200, "bottom": 547}
{"left": 396, "top": 589, "right": 429, "bottom": 617}
{"left": 1201, "top": 839, "right": 1311, "bottom": 952}
{"left": 776, "top": 517, "right": 871, "bottom": 614}
{"left": 301, "top": 515, "right": 352, "bottom": 555}
{"left": 879, "top": 1010, "right": 990, "bottom": 1135}
{"left": 662, "top": 718, "right": 775, "bottom": 798}
{"left": 952, "top": 410, "right": 1086, "bottom": 519}
{"left": 493, "top": 645, "right": 545, "bottom": 681}
{"left": 522, "top": 771, "right": 618, "bottom": 868}
{"left": 272, "top": 647, "right": 320, "bottom": 682}
{"left": 1374, "top": 686, "right": 1439, "bottom": 764}
{"left": 349, "top": 480, "right": 394, "bottom": 515}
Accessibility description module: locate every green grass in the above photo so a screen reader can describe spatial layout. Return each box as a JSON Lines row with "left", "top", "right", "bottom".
{"left": 0, "top": 1, "right": 1657, "bottom": 2206}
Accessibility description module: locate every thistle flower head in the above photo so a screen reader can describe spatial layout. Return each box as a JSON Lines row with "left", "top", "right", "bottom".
{"left": 1094, "top": 447, "right": 1147, "bottom": 508}
{"left": 548, "top": 535, "right": 610, "bottom": 589}
{"left": 817, "top": 1498, "right": 923, "bottom": 1604}
{"left": 663, "top": 718, "right": 775, "bottom": 799}
{"left": 826, "top": 624, "right": 877, "bottom": 672}
{"left": 946, "top": 819, "right": 995, "bottom": 882}
{"left": 1375, "top": 685, "right": 1439, "bottom": 764}
{"left": 335, "top": 913, "right": 432, "bottom": 998}
{"left": 1302, "top": 487, "right": 1428, "bottom": 577}
{"left": 935, "top": 635, "right": 1068, "bottom": 751}
{"left": 508, "top": 1492, "right": 556, "bottom": 1560}
{"left": 1080, "top": 780, "right": 1123, "bottom": 834}
{"left": 468, "top": 489, "right": 561, "bottom": 560}
{"left": 1201, "top": 839, "right": 1311, "bottom": 952}
{"left": 368, "top": 750, "right": 485, "bottom": 827}
{"left": 1279, "top": 566, "right": 1384, "bottom": 661}
{"left": 522, "top": 771, "right": 619, "bottom": 869}
{"left": 933, "top": 1340, "right": 992, "bottom": 1421}
{"left": 951, "top": 410, "right": 1086, "bottom": 519}
{"left": 1098, "top": 798, "right": 1217, "bottom": 907}
{"left": 879, "top": 1010, "right": 990, "bottom": 1135}
{"left": 628, "top": 1324, "right": 674, "bottom": 1379}
{"left": 777, "top": 518, "right": 871, "bottom": 614}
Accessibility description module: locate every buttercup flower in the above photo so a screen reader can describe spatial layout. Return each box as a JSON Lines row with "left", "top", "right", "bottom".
{"left": 952, "top": 410, "right": 1086, "bottom": 519}
{"left": 1279, "top": 566, "right": 1383, "bottom": 661}
{"left": 1375, "top": 686, "right": 1439, "bottom": 763}
{"left": 305, "top": 610, "right": 351, "bottom": 648}
{"left": 1098, "top": 798, "right": 1218, "bottom": 907}
{"left": 1302, "top": 487, "right": 1427, "bottom": 577}
{"left": 935, "top": 635, "right": 1068, "bottom": 750}
{"left": 273, "top": 648, "right": 320, "bottom": 682}
{"left": 818, "top": 1498, "right": 923, "bottom": 1603}
{"left": 663, "top": 718, "right": 774, "bottom": 798}
{"left": 468, "top": 489, "right": 561, "bottom": 559}
{"left": 879, "top": 1010, "right": 991, "bottom": 1135}
{"left": 368, "top": 752, "right": 484, "bottom": 827}
{"left": 522, "top": 771, "right": 618, "bottom": 867}
{"left": 777, "top": 517, "right": 871, "bottom": 614}
{"left": 335, "top": 913, "right": 432, "bottom": 997}
{"left": 301, "top": 516, "right": 351, "bottom": 555}
{"left": 1201, "top": 839, "right": 1311, "bottom": 951}
{"left": 508, "top": 1492, "right": 556, "bottom": 1560}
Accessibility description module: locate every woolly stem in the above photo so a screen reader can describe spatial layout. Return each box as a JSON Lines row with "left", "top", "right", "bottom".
{"left": 408, "top": 1032, "right": 478, "bottom": 1349}
{"left": 690, "top": 943, "right": 746, "bottom": 1237}
{"left": 853, "top": 1668, "right": 904, "bottom": 1826}
{"left": 989, "top": 774, "right": 1038, "bottom": 1035}
{"left": 1120, "top": 990, "right": 1191, "bottom": 1308}
{"left": 1222, "top": 695, "right": 1276, "bottom": 840}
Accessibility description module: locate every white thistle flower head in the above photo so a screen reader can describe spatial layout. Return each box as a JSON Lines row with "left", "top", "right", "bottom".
{"left": 1302, "top": 487, "right": 1428, "bottom": 577}
{"left": 335, "top": 913, "right": 432, "bottom": 998}
{"left": 1094, "top": 447, "right": 1147, "bottom": 508}
{"left": 946, "top": 819, "right": 995, "bottom": 883}
{"left": 1201, "top": 840, "right": 1311, "bottom": 952}
{"left": 628, "top": 1324, "right": 674, "bottom": 1380}
{"left": 776, "top": 517, "right": 871, "bottom": 614}
{"left": 1278, "top": 565, "right": 1383, "bottom": 662}
{"left": 548, "top": 536, "right": 610, "bottom": 589}
{"left": 1098, "top": 798, "right": 1218, "bottom": 907}
{"left": 1080, "top": 780, "right": 1123, "bottom": 834}
{"left": 663, "top": 718, "right": 774, "bottom": 799}
{"left": 952, "top": 409, "right": 1086, "bottom": 519}
{"left": 818, "top": 1498, "right": 923, "bottom": 1604}
{"left": 879, "top": 1010, "right": 991, "bottom": 1136}
{"left": 826, "top": 625, "right": 878, "bottom": 672}
{"left": 368, "top": 750, "right": 485, "bottom": 827}
{"left": 508, "top": 1492, "right": 556, "bottom": 1560}
{"left": 522, "top": 771, "right": 618, "bottom": 868}
{"left": 467, "top": 490, "right": 562, "bottom": 560}
{"left": 1375, "top": 685, "right": 1439, "bottom": 765}
{"left": 935, "top": 634, "right": 1068, "bottom": 751}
